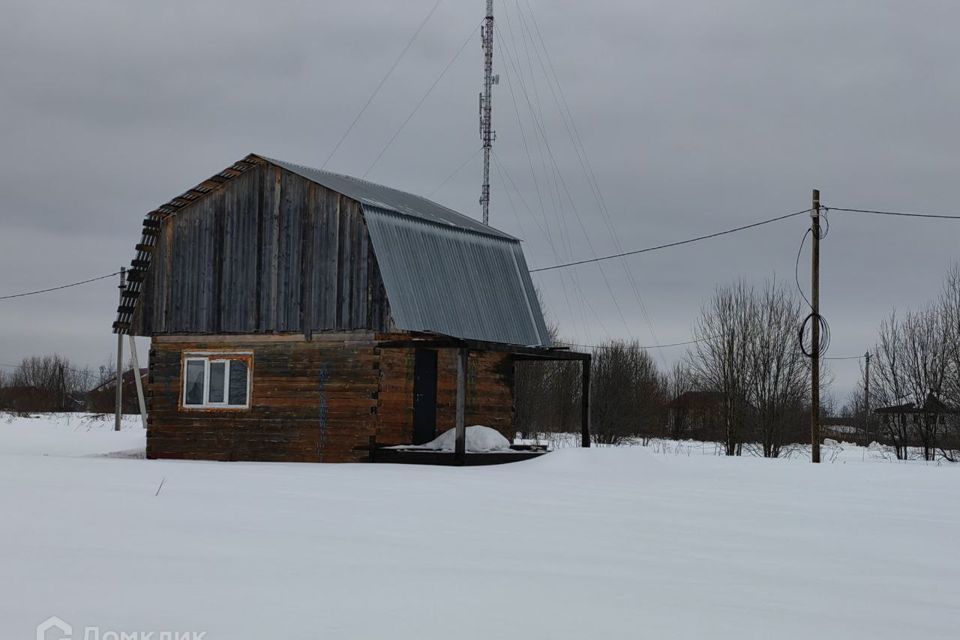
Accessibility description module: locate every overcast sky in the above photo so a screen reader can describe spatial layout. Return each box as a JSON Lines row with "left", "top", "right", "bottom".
{"left": 1, "top": 0, "right": 958, "bottom": 403}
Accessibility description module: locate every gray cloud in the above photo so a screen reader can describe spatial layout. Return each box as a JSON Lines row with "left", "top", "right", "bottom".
{"left": 1, "top": 0, "right": 958, "bottom": 403}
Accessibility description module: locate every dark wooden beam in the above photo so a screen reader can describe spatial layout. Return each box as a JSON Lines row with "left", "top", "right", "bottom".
{"left": 581, "top": 356, "right": 591, "bottom": 448}
{"left": 378, "top": 336, "right": 589, "bottom": 361}
{"left": 455, "top": 347, "right": 467, "bottom": 463}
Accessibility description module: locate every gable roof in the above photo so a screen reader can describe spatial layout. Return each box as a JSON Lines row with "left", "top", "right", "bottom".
{"left": 874, "top": 392, "right": 957, "bottom": 415}
{"left": 115, "top": 154, "right": 550, "bottom": 348}
{"left": 258, "top": 156, "right": 515, "bottom": 241}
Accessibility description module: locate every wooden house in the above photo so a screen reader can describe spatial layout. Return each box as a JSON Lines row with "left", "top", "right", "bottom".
{"left": 114, "top": 154, "right": 589, "bottom": 462}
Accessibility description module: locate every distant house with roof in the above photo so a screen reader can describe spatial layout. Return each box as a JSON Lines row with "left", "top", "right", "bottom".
{"left": 874, "top": 392, "right": 957, "bottom": 431}
{"left": 87, "top": 368, "right": 148, "bottom": 414}
{"left": 113, "top": 154, "right": 588, "bottom": 462}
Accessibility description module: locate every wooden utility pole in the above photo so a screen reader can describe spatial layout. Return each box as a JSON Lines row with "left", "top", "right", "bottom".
{"left": 811, "top": 189, "right": 821, "bottom": 463}
{"left": 864, "top": 351, "right": 871, "bottom": 446}
{"left": 57, "top": 362, "right": 65, "bottom": 412}
{"left": 115, "top": 267, "right": 126, "bottom": 432}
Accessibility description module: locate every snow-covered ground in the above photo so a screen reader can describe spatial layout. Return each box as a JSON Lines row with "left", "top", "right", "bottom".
{"left": 2, "top": 414, "right": 958, "bottom": 639}
{"left": 524, "top": 431, "right": 960, "bottom": 465}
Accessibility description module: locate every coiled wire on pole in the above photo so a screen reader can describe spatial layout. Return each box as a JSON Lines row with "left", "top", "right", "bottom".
{"left": 795, "top": 211, "right": 830, "bottom": 359}
{"left": 799, "top": 312, "right": 830, "bottom": 359}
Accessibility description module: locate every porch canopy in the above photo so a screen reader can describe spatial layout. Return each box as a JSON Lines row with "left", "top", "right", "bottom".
{"left": 378, "top": 335, "right": 592, "bottom": 460}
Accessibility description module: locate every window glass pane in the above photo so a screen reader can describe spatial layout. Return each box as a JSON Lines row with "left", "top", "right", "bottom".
{"left": 208, "top": 362, "right": 226, "bottom": 403}
{"left": 228, "top": 360, "right": 248, "bottom": 406}
{"left": 184, "top": 360, "right": 205, "bottom": 405}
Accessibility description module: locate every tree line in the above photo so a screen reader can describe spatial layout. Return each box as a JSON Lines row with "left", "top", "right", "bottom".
{"left": 858, "top": 265, "right": 960, "bottom": 460}
{"left": 516, "top": 279, "right": 812, "bottom": 456}
{"left": 0, "top": 354, "right": 141, "bottom": 414}
{"left": 519, "top": 269, "right": 960, "bottom": 461}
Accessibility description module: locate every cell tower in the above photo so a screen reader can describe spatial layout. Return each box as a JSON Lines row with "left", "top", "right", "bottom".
{"left": 479, "top": 0, "right": 497, "bottom": 225}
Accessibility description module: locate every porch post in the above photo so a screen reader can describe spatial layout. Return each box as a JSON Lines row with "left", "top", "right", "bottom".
{"left": 456, "top": 347, "right": 468, "bottom": 463}
{"left": 581, "top": 355, "right": 591, "bottom": 448}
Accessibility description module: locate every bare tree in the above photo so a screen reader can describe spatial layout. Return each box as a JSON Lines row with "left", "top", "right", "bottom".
{"left": 4, "top": 355, "right": 95, "bottom": 412}
{"left": 938, "top": 264, "right": 960, "bottom": 458}
{"left": 666, "top": 361, "right": 693, "bottom": 440}
{"left": 871, "top": 312, "right": 911, "bottom": 459}
{"left": 747, "top": 282, "right": 807, "bottom": 457}
{"left": 871, "top": 308, "right": 950, "bottom": 460}
{"left": 514, "top": 327, "right": 582, "bottom": 437}
{"left": 690, "top": 282, "right": 756, "bottom": 455}
{"left": 901, "top": 308, "right": 949, "bottom": 460}
{"left": 591, "top": 341, "right": 668, "bottom": 445}
{"left": 689, "top": 280, "right": 807, "bottom": 457}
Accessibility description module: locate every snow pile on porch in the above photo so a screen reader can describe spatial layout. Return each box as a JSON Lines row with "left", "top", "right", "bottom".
{"left": 393, "top": 425, "right": 512, "bottom": 452}
{"left": 424, "top": 425, "right": 511, "bottom": 452}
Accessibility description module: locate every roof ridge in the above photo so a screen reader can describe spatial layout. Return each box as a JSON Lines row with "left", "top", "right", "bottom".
{"left": 252, "top": 153, "right": 517, "bottom": 241}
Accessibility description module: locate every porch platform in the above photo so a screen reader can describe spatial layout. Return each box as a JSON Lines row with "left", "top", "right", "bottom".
{"left": 362, "top": 439, "right": 549, "bottom": 466}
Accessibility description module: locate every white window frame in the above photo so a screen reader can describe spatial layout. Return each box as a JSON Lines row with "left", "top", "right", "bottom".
{"left": 181, "top": 352, "right": 252, "bottom": 410}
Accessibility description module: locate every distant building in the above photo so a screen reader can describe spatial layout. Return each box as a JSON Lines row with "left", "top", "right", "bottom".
{"left": 114, "top": 154, "right": 588, "bottom": 462}
{"left": 665, "top": 391, "right": 726, "bottom": 440}
{"left": 874, "top": 392, "right": 957, "bottom": 431}
{"left": 86, "top": 368, "right": 148, "bottom": 414}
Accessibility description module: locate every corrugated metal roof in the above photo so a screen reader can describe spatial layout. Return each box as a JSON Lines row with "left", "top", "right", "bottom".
{"left": 259, "top": 155, "right": 549, "bottom": 347}
{"left": 363, "top": 206, "right": 550, "bottom": 347}
{"left": 258, "top": 155, "right": 516, "bottom": 241}
{"left": 118, "top": 153, "right": 550, "bottom": 347}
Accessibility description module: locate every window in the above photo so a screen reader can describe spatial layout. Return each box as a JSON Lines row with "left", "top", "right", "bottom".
{"left": 182, "top": 353, "right": 251, "bottom": 409}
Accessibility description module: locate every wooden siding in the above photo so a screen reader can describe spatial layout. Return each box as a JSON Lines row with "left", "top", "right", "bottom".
{"left": 134, "top": 164, "right": 391, "bottom": 336}
{"left": 376, "top": 346, "right": 515, "bottom": 445}
{"left": 148, "top": 335, "right": 381, "bottom": 462}
{"left": 148, "top": 334, "right": 515, "bottom": 463}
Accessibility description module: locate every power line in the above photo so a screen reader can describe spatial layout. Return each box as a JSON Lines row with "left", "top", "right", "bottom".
{"left": 516, "top": 0, "right": 667, "bottom": 367}
{"left": 825, "top": 206, "right": 960, "bottom": 220}
{"left": 0, "top": 271, "right": 121, "bottom": 301}
{"left": 568, "top": 336, "right": 710, "bottom": 351}
{"left": 494, "top": 151, "right": 610, "bottom": 339}
{"left": 795, "top": 228, "right": 813, "bottom": 309}
{"left": 320, "top": 0, "right": 444, "bottom": 170}
{"left": 362, "top": 21, "right": 480, "bottom": 178}
{"left": 428, "top": 147, "right": 483, "bottom": 198}
{"left": 529, "top": 208, "right": 812, "bottom": 273}
{"left": 491, "top": 8, "right": 635, "bottom": 339}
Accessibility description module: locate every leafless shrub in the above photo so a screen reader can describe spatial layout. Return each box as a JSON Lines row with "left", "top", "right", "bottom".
{"left": 688, "top": 280, "right": 807, "bottom": 456}
{"left": 0, "top": 355, "right": 94, "bottom": 413}
{"left": 589, "top": 341, "right": 668, "bottom": 445}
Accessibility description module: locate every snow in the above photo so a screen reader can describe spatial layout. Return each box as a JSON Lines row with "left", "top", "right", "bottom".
{"left": 394, "top": 425, "right": 512, "bottom": 452}
{"left": 0, "top": 412, "right": 144, "bottom": 457}
{"left": 2, "top": 414, "right": 959, "bottom": 639}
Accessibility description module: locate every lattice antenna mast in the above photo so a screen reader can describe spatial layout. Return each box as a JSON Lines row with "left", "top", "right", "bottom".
{"left": 479, "top": 0, "right": 497, "bottom": 225}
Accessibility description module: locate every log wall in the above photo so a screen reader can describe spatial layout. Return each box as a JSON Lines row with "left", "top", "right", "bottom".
{"left": 376, "top": 347, "right": 515, "bottom": 445}
{"left": 148, "top": 334, "right": 380, "bottom": 462}
{"left": 147, "top": 335, "right": 515, "bottom": 463}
